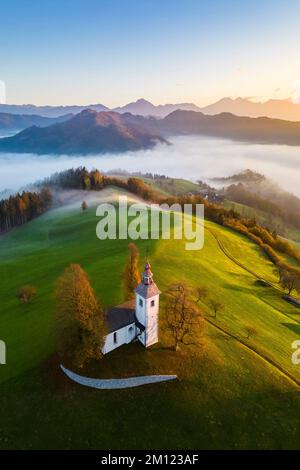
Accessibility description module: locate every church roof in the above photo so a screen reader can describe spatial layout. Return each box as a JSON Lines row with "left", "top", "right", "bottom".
{"left": 135, "top": 282, "right": 161, "bottom": 299}
{"left": 135, "top": 257, "right": 161, "bottom": 299}
{"left": 106, "top": 300, "right": 135, "bottom": 333}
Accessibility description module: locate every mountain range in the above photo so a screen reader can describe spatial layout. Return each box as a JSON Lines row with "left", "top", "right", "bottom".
{"left": 200, "top": 97, "right": 300, "bottom": 121}
{"left": 0, "top": 112, "right": 73, "bottom": 131}
{"left": 113, "top": 98, "right": 201, "bottom": 117}
{"left": 159, "top": 110, "right": 300, "bottom": 145}
{"left": 0, "top": 109, "right": 167, "bottom": 154}
{"left": 2, "top": 97, "right": 300, "bottom": 120}
{"left": 2, "top": 108, "right": 300, "bottom": 154}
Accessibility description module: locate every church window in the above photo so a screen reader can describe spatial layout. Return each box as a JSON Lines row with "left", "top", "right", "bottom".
{"left": 139, "top": 298, "right": 143, "bottom": 307}
{"left": 151, "top": 300, "right": 155, "bottom": 307}
{"left": 113, "top": 332, "right": 117, "bottom": 344}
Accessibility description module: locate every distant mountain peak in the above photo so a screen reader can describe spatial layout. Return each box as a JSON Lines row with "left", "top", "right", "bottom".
{"left": 135, "top": 98, "right": 153, "bottom": 104}
{"left": 201, "top": 96, "right": 300, "bottom": 121}
{"left": 0, "top": 109, "right": 167, "bottom": 155}
{"left": 113, "top": 99, "right": 202, "bottom": 117}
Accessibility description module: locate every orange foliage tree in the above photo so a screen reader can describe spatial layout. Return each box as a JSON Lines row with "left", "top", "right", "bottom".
{"left": 55, "top": 264, "right": 107, "bottom": 368}
{"left": 123, "top": 243, "right": 141, "bottom": 300}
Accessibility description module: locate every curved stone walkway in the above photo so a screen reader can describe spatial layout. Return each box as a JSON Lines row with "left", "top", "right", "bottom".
{"left": 61, "top": 365, "right": 177, "bottom": 389}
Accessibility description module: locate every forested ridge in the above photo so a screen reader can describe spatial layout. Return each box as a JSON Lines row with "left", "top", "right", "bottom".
{"left": 0, "top": 188, "right": 52, "bottom": 234}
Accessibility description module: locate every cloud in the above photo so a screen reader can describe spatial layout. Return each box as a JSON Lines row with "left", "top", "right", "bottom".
{"left": 1, "top": 135, "right": 300, "bottom": 198}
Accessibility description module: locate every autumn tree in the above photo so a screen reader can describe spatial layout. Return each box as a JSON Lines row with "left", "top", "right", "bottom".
{"left": 54, "top": 264, "right": 107, "bottom": 368}
{"left": 123, "top": 243, "right": 141, "bottom": 300}
{"left": 209, "top": 299, "right": 224, "bottom": 318}
{"left": 0, "top": 188, "right": 52, "bottom": 234}
{"left": 278, "top": 266, "right": 300, "bottom": 295}
{"left": 90, "top": 169, "right": 104, "bottom": 189}
{"left": 81, "top": 200, "right": 88, "bottom": 211}
{"left": 16, "top": 285, "right": 37, "bottom": 304}
{"left": 163, "top": 283, "right": 204, "bottom": 351}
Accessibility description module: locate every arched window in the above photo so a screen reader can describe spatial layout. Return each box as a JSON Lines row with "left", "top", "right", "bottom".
{"left": 139, "top": 298, "right": 143, "bottom": 307}
{"left": 113, "top": 332, "right": 117, "bottom": 344}
{"left": 151, "top": 300, "right": 155, "bottom": 307}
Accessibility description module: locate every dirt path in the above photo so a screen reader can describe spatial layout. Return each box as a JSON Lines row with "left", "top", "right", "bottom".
{"left": 61, "top": 365, "right": 177, "bottom": 389}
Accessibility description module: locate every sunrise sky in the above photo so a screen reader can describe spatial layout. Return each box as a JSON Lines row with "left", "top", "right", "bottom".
{"left": 1, "top": 0, "right": 300, "bottom": 107}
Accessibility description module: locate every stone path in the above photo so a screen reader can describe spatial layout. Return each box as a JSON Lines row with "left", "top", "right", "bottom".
{"left": 61, "top": 365, "right": 177, "bottom": 389}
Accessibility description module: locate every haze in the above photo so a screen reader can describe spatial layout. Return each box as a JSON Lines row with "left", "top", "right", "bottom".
{"left": 1, "top": 136, "right": 300, "bottom": 197}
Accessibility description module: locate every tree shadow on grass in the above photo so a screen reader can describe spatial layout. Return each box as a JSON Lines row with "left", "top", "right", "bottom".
{"left": 281, "top": 323, "right": 300, "bottom": 335}
{"left": 222, "top": 282, "right": 254, "bottom": 295}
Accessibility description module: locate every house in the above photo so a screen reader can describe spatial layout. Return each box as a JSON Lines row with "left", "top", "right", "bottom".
{"left": 102, "top": 258, "right": 161, "bottom": 354}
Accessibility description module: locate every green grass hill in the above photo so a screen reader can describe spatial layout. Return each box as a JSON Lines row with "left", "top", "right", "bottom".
{"left": 1, "top": 187, "right": 300, "bottom": 449}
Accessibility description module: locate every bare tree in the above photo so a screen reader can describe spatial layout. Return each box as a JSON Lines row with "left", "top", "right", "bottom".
{"left": 209, "top": 299, "right": 224, "bottom": 318}
{"left": 278, "top": 267, "right": 300, "bottom": 295}
{"left": 196, "top": 285, "right": 208, "bottom": 303}
{"left": 164, "top": 283, "right": 204, "bottom": 351}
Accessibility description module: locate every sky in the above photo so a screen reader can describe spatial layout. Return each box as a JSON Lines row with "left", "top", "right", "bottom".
{"left": 1, "top": 0, "right": 300, "bottom": 107}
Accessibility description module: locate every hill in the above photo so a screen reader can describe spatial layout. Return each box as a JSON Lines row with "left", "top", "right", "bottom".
{"left": 160, "top": 110, "right": 300, "bottom": 145}
{"left": 212, "top": 170, "right": 300, "bottom": 242}
{"left": 0, "top": 109, "right": 167, "bottom": 155}
{"left": 4, "top": 107, "right": 300, "bottom": 155}
{"left": 1, "top": 187, "right": 300, "bottom": 448}
{"left": 0, "top": 112, "right": 73, "bottom": 131}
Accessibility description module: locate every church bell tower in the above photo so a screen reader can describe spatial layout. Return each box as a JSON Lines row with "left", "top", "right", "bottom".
{"left": 135, "top": 258, "right": 161, "bottom": 347}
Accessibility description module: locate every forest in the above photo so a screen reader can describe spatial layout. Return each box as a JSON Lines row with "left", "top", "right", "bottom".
{"left": 0, "top": 188, "right": 52, "bottom": 234}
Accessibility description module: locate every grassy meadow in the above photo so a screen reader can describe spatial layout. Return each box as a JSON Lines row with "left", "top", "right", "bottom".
{"left": 1, "top": 187, "right": 300, "bottom": 449}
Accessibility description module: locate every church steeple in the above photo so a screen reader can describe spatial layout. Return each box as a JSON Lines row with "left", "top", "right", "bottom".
{"left": 135, "top": 257, "right": 161, "bottom": 348}
{"left": 142, "top": 257, "right": 153, "bottom": 285}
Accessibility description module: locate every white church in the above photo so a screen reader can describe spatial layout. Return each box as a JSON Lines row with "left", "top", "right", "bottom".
{"left": 102, "top": 259, "right": 161, "bottom": 355}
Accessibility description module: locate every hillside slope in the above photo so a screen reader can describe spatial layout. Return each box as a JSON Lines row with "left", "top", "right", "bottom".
{"left": 1, "top": 188, "right": 300, "bottom": 448}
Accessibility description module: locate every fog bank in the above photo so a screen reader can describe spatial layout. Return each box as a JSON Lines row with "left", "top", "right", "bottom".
{"left": 0, "top": 135, "right": 300, "bottom": 196}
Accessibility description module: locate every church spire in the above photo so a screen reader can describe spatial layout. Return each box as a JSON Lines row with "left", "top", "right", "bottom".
{"left": 142, "top": 257, "right": 153, "bottom": 285}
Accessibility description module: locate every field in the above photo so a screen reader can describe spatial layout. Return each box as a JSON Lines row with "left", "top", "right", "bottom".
{"left": 1, "top": 187, "right": 300, "bottom": 449}
{"left": 223, "top": 199, "right": 300, "bottom": 243}
{"left": 143, "top": 177, "right": 202, "bottom": 196}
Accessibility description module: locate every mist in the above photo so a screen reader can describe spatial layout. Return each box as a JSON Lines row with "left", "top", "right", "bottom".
{"left": 0, "top": 135, "right": 300, "bottom": 196}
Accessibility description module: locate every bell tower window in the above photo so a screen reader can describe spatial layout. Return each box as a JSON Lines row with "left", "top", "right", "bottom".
{"left": 113, "top": 332, "right": 117, "bottom": 344}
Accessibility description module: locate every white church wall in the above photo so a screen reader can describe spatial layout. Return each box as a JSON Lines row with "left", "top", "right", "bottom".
{"left": 135, "top": 294, "right": 145, "bottom": 325}
{"left": 135, "top": 294, "right": 159, "bottom": 347}
{"left": 145, "top": 296, "right": 159, "bottom": 347}
{"left": 102, "top": 323, "right": 136, "bottom": 355}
